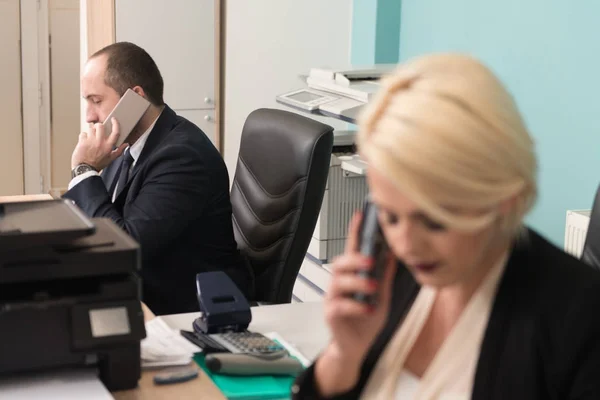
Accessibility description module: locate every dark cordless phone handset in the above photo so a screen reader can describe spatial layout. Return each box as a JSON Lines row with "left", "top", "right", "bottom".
{"left": 353, "top": 199, "right": 389, "bottom": 306}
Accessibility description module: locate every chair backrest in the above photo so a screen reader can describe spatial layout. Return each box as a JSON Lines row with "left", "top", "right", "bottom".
{"left": 581, "top": 184, "right": 600, "bottom": 270}
{"left": 231, "top": 108, "right": 334, "bottom": 303}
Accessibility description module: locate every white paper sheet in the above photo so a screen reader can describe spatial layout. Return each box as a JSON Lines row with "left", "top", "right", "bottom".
{"left": 264, "top": 331, "right": 310, "bottom": 367}
{"left": 0, "top": 368, "right": 112, "bottom": 400}
{"left": 141, "top": 316, "right": 201, "bottom": 368}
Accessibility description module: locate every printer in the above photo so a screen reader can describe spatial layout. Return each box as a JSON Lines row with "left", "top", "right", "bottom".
{"left": 0, "top": 200, "right": 146, "bottom": 391}
{"left": 276, "top": 64, "right": 395, "bottom": 123}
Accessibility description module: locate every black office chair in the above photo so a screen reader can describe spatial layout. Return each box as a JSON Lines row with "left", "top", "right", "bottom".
{"left": 581, "top": 184, "right": 600, "bottom": 270}
{"left": 230, "top": 108, "right": 334, "bottom": 304}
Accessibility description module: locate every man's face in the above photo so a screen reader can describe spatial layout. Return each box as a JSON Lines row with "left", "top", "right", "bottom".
{"left": 81, "top": 55, "right": 121, "bottom": 125}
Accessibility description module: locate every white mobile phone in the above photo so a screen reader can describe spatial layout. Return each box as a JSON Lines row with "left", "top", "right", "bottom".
{"left": 102, "top": 88, "right": 151, "bottom": 146}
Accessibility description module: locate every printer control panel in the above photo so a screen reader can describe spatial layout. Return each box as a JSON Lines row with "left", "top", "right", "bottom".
{"left": 89, "top": 307, "right": 132, "bottom": 338}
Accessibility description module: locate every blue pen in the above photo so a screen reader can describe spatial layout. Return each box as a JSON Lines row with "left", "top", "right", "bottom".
{"left": 153, "top": 369, "right": 199, "bottom": 385}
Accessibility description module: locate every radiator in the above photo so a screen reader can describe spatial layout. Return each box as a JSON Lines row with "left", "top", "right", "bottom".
{"left": 564, "top": 209, "right": 591, "bottom": 257}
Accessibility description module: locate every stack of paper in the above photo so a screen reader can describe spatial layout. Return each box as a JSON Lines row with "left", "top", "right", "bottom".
{"left": 141, "top": 317, "right": 201, "bottom": 368}
{"left": 0, "top": 369, "right": 112, "bottom": 400}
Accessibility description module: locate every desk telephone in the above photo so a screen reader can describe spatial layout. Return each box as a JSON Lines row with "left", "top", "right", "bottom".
{"left": 182, "top": 271, "right": 285, "bottom": 356}
{"left": 182, "top": 271, "right": 304, "bottom": 376}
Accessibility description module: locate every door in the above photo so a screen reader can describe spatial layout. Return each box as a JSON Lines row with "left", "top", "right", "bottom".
{"left": 49, "top": 0, "right": 80, "bottom": 191}
{"left": 0, "top": 0, "right": 25, "bottom": 195}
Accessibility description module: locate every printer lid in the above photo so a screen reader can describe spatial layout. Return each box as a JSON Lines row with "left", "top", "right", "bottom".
{"left": 0, "top": 200, "right": 95, "bottom": 251}
{"left": 0, "top": 218, "right": 140, "bottom": 285}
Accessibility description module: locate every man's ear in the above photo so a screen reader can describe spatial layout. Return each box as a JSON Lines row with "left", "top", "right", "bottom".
{"left": 132, "top": 86, "right": 146, "bottom": 98}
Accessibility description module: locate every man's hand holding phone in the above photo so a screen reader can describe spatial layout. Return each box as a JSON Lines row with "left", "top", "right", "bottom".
{"left": 314, "top": 208, "right": 397, "bottom": 397}
{"left": 71, "top": 118, "right": 128, "bottom": 171}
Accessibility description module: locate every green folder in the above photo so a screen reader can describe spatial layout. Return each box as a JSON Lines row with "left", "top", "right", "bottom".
{"left": 194, "top": 353, "right": 299, "bottom": 400}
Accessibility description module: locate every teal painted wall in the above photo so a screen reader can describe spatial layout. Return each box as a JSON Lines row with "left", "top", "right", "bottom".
{"left": 352, "top": 0, "right": 600, "bottom": 245}
{"left": 375, "top": 0, "right": 401, "bottom": 63}
{"left": 351, "top": 1, "right": 378, "bottom": 65}
{"left": 398, "top": 0, "right": 600, "bottom": 246}
{"left": 351, "top": 0, "right": 401, "bottom": 65}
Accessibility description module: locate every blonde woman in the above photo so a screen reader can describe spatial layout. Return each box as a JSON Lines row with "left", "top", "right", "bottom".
{"left": 292, "top": 54, "right": 600, "bottom": 399}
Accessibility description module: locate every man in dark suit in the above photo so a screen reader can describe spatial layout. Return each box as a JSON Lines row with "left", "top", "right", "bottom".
{"left": 64, "top": 42, "right": 253, "bottom": 315}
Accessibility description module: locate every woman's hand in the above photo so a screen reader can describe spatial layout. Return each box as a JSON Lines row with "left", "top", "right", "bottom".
{"left": 314, "top": 212, "right": 397, "bottom": 396}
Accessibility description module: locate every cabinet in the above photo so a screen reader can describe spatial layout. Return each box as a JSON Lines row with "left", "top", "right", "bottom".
{"left": 114, "top": 0, "right": 216, "bottom": 144}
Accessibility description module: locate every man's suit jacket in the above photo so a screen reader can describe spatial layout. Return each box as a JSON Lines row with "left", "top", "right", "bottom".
{"left": 64, "top": 105, "right": 253, "bottom": 315}
{"left": 293, "top": 228, "right": 600, "bottom": 399}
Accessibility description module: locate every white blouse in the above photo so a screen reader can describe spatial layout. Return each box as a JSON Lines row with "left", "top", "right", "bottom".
{"left": 395, "top": 369, "right": 469, "bottom": 400}
{"left": 361, "top": 252, "right": 508, "bottom": 400}
{"left": 395, "top": 369, "right": 420, "bottom": 399}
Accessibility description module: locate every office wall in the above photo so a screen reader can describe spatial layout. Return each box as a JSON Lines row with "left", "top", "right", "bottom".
{"left": 0, "top": 0, "right": 24, "bottom": 195}
{"left": 49, "top": 0, "right": 80, "bottom": 191}
{"left": 351, "top": 0, "right": 401, "bottom": 65}
{"left": 79, "top": 0, "right": 115, "bottom": 132}
{"left": 223, "top": 0, "right": 353, "bottom": 183}
{"left": 378, "top": 0, "right": 599, "bottom": 246}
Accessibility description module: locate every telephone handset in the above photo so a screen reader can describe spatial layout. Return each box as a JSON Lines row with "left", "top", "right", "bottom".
{"left": 102, "top": 89, "right": 151, "bottom": 147}
{"left": 353, "top": 199, "right": 389, "bottom": 305}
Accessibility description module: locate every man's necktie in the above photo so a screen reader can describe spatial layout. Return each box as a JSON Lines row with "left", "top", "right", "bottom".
{"left": 114, "top": 148, "right": 134, "bottom": 199}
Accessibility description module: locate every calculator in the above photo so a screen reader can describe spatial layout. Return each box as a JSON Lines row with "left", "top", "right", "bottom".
{"left": 210, "top": 331, "right": 286, "bottom": 355}
{"left": 181, "top": 330, "right": 287, "bottom": 356}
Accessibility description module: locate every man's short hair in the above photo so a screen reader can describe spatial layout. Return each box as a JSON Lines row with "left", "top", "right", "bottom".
{"left": 91, "top": 42, "right": 165, "bottom": 106}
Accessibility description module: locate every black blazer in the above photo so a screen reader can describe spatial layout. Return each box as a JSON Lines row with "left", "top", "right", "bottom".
{"left": 64, "top": 106, "right": 253, "bottom": 315}
{"left": 293, "top": 229, "right": 600, "bottom": 399}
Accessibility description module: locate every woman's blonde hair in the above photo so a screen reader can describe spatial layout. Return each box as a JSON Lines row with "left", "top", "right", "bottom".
{"left": 357, "top": 53, "right": 537, "bottom": 233}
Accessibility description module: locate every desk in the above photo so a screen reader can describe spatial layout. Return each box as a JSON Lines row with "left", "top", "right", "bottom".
{"left": 0, "top": 194, "right": 53, "bottom": 203}
{"left": 112, "top": 302, "right": 328, "bottom": 399}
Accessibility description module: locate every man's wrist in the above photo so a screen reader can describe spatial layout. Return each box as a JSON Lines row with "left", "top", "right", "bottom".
{"left": 71, "top": 163, "right": 98, "bottom": 179}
